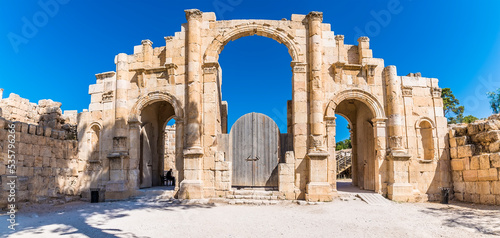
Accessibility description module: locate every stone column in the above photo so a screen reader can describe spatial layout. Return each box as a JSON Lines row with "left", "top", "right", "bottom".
{"left": 113, "top": 53, "right": 130, "bottom": 152}
{"left": 325, "top": 116, "right": 336, "bottom": 190}
{"left": 372, "top": 118, "right": 387, "bottom": 194}
{"left": 179, "top": 9, "right": 204, "bottom": 199}
{"left": 350, "top": 126, "right": 357, "bottom": 186}
{"left": 305, "top": 11, "right": 332, "bottom": 202}
{"left": 127, "top": 120, "right": 141, "bottom": 190}
{"left": 384, "top": 65, "right": 413, "bottom": 201}
{"left": 307, "top": 11, "right": 325, "bottom": 152}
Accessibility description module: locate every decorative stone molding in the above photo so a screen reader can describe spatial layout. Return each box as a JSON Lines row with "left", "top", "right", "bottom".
{"left": 402, "top": 86, "right": 413, "bottom": 97}
{"left": 335, "top": 35, "right": 344, "bottom": 41}
{"left": 291, "top": 61, "right": 307, "bottom": 73}
{"left": 389, "top": 136, "right": 403, "bottom": 150}
{"left": 164, "top": 36, "right": 174, "bottom": 42}
{"left": 95, "top": 71, "right": 115, "bottom": 80}
{"left": 202, "top": 62, "right": 219, "bottom": 74}
{"left": 364, "top": 64, "right": 377, "bottom": 84}
{"left": 141, "top": 39, "right": 153, "bottom": 46}
{"left": 102, "top": 91, "right": 113, "bottom": 102}
{"left": 358, "top": 36, "right": 370, "bottom": 42}
{"left": 432, "top": 87, "right": 442, "bottom": 98}
{"left": 185, "top": 9, "right": 203, "bottom": 20}
{"left": 306, "top": 11, "right": 323, "bottom": 22}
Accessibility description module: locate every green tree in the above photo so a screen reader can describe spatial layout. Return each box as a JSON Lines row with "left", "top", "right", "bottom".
{"left": 441, "top": 88, "right": 476, "bottom": 124}
{"left": 336, "top": 138, "right": 352, "bottom": 151}
{"left": 488, "top": 88, "right": 500, "bottom": 114}
{"left": 462, "top": 115, "right": 478, "bottom": 124}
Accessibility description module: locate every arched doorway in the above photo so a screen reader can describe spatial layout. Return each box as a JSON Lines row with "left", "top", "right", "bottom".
{"left": 138, "top": 101, "right": 177, "bottom": 188}
{"left": 335, "top": 100, "right": 376, "bottom": 190}
{"left": 326, "top": 89, "right": 386, "bottom": 193}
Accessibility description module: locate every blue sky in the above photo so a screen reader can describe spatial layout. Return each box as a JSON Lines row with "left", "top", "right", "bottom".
{"left": 1, "top": 1, "right": 500, "bottom": 140}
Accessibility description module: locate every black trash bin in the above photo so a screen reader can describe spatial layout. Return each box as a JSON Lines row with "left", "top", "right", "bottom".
{"left": 91, "top": 190, "right": 99, "bottom": 203}
{"left": 441, "top": 188, "right": 450, "bottom": 204}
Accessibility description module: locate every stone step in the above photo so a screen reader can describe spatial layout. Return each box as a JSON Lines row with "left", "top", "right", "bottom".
{"left": 227, "top": 199, "right": 282, "bottom": 205}
{"left": 134, "top": 187, "right": 175, "bottom": 200}
{"left": 231, "top": 189, "right": 277, "bottom": 197}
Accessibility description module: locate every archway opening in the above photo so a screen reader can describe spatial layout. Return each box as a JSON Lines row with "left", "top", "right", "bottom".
{"left": 334, "top": 99, "right": 376, "bottom": 192}
{"left": 219, "top": 35, "right": 292, "bottom": 133}
{"left": 139, "top": 101, "right": 177, "bottom": 188}
{"left": 217, "top": 35, "right": 292, "bottom": 189}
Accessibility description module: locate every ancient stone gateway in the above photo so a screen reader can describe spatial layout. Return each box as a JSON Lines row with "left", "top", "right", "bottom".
{"left": 78, "top": 9, "right": 450, "bottom": 202}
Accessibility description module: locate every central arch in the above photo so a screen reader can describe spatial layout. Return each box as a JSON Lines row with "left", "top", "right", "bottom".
{"left": 203, "top": 23, "right": 303, "bottom": 64}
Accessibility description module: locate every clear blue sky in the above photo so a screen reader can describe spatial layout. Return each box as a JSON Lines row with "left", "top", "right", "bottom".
{"left": 1, "top": 1, "right": 500, "bottom": 140}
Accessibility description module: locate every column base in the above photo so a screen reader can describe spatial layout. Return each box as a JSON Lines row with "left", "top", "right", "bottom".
{"left": 305, "top": 182, "right": 334, "bottom": 202}
{"left": 388, "top": 183, "right": 414, "bottom": 202}
{"left": 178, "top": 180, "right": 204, "bottom": 199}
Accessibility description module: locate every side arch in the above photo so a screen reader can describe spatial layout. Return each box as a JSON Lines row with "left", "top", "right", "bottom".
{"left": 325, "top": 89, "right": 385, "bottom": 119}
{"left": 129, "top": 91, "right": 184, "bottom": 123}
{"left": 203, "top": 23, "right": 304, "bottom": 64}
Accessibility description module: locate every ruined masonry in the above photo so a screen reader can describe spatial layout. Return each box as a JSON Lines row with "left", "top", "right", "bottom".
{"left": 7, "top": 9, "right": 494, "bottom": 206}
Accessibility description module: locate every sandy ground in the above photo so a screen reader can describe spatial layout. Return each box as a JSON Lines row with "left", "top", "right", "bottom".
{"left": 1, "top": 183, "right": 499, "bottom": 238}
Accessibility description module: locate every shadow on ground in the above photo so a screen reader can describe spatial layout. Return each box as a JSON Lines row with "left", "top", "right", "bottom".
{"left": 0, "top": 188, "right": 214, "bottom": 237}
{"left": 419, "top": 202, "right": 500, "bottom": 236}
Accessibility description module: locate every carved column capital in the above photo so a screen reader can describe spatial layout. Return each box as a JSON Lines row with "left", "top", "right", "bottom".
{"left": 291, "top": 61, "right": 307, "bottom": 73}
{"left": 185, "top": 9, "right": 203, "bottom": 21}
{"left": 306, "top": 11, "right": 323, "bottom": 22}
{"left": 202, "top": 62, "right": 220, "bottom": 74}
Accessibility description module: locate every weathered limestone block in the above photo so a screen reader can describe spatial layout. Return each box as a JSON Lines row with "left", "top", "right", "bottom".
{"left": 453, "top": 181, "right": 465, "bottom": 193}
{"left": 492, "top": 181, "right": 500, "bottom": 195}
{"left": 451, "top": 159, "right": 465, "bottom": 171}
{"left": 480, "top": 194, "right": 496, "bottom": 205}
{"left": 477, "top": 168, "right": 498, "bottom": 181}
{"left": 490, "top": 141, "right": 500, "bottom": 153}
{"left": 491, "top": 153, "right": 500, "bottom": 168}
{"left": 450, "top": 147, "right": 458, "bottom": 159}
{"left": 479, "top": 154, "right": 490, "bottom": 170}
{"left": 457, "top": 145, "right": 475, "bottom": 158}
{"left": 470, "top": 156, "right": 480, "bottom": 170}
{"left": 467, "top": 123, "right": 480, "bottom": 136}
{"left": 463, "top": 170, "right": 478, "bottom": 182}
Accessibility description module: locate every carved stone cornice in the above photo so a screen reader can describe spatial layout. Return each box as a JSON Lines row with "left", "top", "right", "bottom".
{"left": 306, "top": 11, "right": 323, "bottom": 22}
{"left": 165, "top": 63, "right": 178, "bottom": 75}
{"left": 185, "top": 9, "right": 203, "bottom": 21}
{"left": 335, "top": 35, "right": 344, "bottom": 41}
{"left": 141, "top": 39, "right": 153, "bottom": 46}
{"left": 431, "top": 87, "right": 442, "bottom": 98}
{"left": 358, "top": 36, "right": 370, "bottom": 42}
{"left": 402, "top": 86, "right": 413, "bottom": 97}
{"left": 202, "top": 62, "right": 219, "bottom": 74}
{"left": 291, "top": 61, "right": 307, "bottom": 73}
{"left": 95, "top": 71, "right": 116, "bottom": 80}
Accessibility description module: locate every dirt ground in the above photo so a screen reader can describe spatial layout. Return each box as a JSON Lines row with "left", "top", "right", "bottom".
{"left": 1, "top": 183, "right": 499, "bottom": 238}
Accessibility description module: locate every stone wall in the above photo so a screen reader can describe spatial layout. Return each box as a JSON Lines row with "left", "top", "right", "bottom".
{"left": 449, "top": 114, "right": 500, "bottom": 205}
{"left": 0, "top": 117, "right": 84, "bottom": 208}
{"left": 0, "top": 92, "right": 76, "bottom": 128}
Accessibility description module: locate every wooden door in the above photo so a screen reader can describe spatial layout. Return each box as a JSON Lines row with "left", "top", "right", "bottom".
{"left": 231, "top": 113, "right": 279, "bottom": 187}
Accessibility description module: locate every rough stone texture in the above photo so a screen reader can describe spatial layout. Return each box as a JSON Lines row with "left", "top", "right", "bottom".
{"left": 0, "top": 117, "right": 83, "bottom": 208}
{"left": 449, "top": 116, "right": 500, "bottom": 205}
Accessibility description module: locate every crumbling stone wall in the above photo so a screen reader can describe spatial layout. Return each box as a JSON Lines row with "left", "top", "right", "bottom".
{"left": 0, "top": 117, "right": 84, "bottom": 208}
{"left": 449, "top": 114, "right": 500, "bottom": 205}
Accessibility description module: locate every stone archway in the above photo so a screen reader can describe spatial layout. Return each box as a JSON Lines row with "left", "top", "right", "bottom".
{"left": 203, "top": 23, "right": 303, "bottom": 64}
{"left": 325, "top": 89, "right": 387, "bottom": 194}
{"left": 128, "top": 92, "right": 184, "bottom": 190}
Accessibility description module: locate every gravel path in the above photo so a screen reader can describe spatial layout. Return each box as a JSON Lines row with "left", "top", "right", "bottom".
{"left": 1, "top": 189, "right": 499, "bottom": 237}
